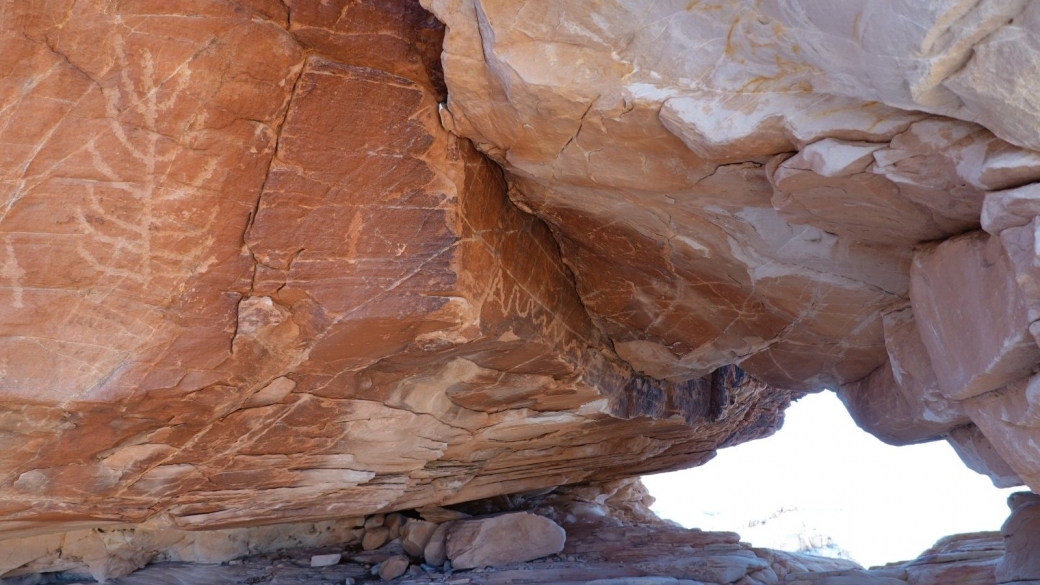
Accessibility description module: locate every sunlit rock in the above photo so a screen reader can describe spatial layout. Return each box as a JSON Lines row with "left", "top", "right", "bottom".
{"left": 4, "top": 0, "right": 1040, "bottom": 580}
{"left": 838, "top": 308, "right": 969, "bottom": 446}
{"left": 910, "top": 232, "right": 1039, "bottom": 401}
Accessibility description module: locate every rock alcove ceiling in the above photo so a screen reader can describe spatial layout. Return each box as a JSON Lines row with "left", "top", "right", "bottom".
{"left": 1, "top": 0, "right": 1039, "bottom": 583}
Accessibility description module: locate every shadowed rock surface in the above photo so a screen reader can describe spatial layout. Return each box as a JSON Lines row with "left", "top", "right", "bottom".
{"left": 0, "top": 480, "right": 1018, "bottom": 585}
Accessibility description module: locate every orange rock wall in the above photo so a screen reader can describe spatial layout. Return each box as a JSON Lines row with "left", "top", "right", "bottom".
{"left": 0, "top": 0, "right": 793, "bottom": 542}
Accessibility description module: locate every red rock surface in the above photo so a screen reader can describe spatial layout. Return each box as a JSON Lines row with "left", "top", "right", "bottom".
{"left": 4, "top": 0, "right": 1040, "bottom": 581}
{"left": 423, "top": 0, "right": 1040, "bottom": 497}
{"left": 0, "top": 0, "right": 793, "bottom": 551}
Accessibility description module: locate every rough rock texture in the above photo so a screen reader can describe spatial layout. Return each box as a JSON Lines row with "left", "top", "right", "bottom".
{"left": 996, "top": 492, "right": 1040, "bottom": 584}
{"left": 0, "top": 0, "right": 797, "bottom": 559}
{"left": 947, "top": 425, "right": 1024, "bottom": 489}
{"left": 446, "top": 512, "right": 565, "bottom": 569}
{"left": 423, "top": 0, "right": 1040, "bottom": 493}
{"left": 2, "top": 479, "right": 1022, "bottom": 584}
{"left": 910, "top": 233, "right": 1040, "bottom": 401}
{"left": 6, "top": 0, "right": 1040, "bottom": 578}
{"left": 424, "top": 0, "right": 1040, "bottom": 391}
{"left": 838, "top": 307, "right": 969, "bottom": 446}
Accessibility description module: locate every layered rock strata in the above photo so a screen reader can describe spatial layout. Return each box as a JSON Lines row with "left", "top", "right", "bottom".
{"left": 5, "top": 0, "right": 1040, "bottom": 579}
{"left": 3, "top": 479, "right": 1029, "bottom": 584}
{"left": 0, "top": 0, "right": 793, "bottom": 548}
{"left": 422, "top": 0, "right": 1040, "bottom": 491}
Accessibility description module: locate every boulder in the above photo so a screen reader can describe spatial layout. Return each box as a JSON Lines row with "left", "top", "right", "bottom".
{"left": 446, "top": 512, "right": 566, "bottom": 569}
{"left": 401, "top": 520, "right": 439, "bottom": 558}
{"left": 362, "top": 527, "right": 390, "bottom": 551}
{"left": 385, "top": 514, "right": 406, "bottom": 540}
{"left": 983, "top": 183, "right": 1040, "bottom": 235}
{"left": 423, "top": 521, "right": 454, "bottom": 567}
{"left": 378, "top": 554, "right": 410, "bottom": 581}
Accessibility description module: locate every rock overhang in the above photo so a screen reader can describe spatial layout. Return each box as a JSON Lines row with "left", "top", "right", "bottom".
{"left": 1, "top": 1, "right": 1040, "bottom": 580}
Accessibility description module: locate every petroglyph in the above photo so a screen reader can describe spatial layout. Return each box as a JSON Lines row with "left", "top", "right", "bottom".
{"left": 1, "top": 237, "right": 25, "bottom": 309}
{"left": 75, "top": 36, "right": 218, "bottom": 291}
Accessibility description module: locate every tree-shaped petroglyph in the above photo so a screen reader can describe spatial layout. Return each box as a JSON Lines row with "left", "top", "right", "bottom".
{"left": 76, "top": 35, "right": 219, "bottom": 291}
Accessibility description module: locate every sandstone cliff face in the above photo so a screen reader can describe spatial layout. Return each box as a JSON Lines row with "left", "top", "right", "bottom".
{"left": 423, "top": 0, "right": 1040, "bottom": 492}
{"left": 0, "top": 0, "right": 793, "bottom": 546}
{"left": 3, "top": 0, "right": 1040, "bottom": 580}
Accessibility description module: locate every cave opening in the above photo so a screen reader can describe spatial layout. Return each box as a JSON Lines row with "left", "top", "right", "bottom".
{"left": 643, "top": 391, "right": 1017, "bottom": 568}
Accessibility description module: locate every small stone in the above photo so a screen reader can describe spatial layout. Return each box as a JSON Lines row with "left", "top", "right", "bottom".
{"left": 344, "top": 579, "right": 355, "bottom": 585}
{"left": 309, "top": 553, "right": 342, "bottom": 568}
{"left": 365, "top": 514, "right": 386, "bottom": 530}
{"left": 363, "top": 526, "right": 391, "bottom": 551}
{"left": 379, "top": 554, "right": 410, "bottom": 581}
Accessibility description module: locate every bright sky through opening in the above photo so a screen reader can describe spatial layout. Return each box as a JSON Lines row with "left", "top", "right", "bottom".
{"left": 643, "top": 391, "right": 1017, "bottom": 568}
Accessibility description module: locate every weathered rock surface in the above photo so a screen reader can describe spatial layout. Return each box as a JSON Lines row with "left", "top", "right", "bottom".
{"left": 424, "top": 0, "right": 1040, "bottom": 493}
{"left": 838, "top": 307, "right": 969, "bottom": 446}
{"left": 401, "top": 519, "right": 439, "bottom": 558}
{"left": 996, "top": 492, "right": 1040, "bottom": 584}
{"left": 0, "top": 0, "right": 796, "bottom": 554}
{"left": 5, "top": 479, "right": 1022, "bottom": 584}
{"left": 446, "top": 512, "right": 566, "bottom": 569}
{"left": 377, "top": 554, "right": 410, "bottom": 580}
{"left": 963, "top": 374, "right": 1040, "bottom": 490}
{"left": 910, "top": 233, "right": 1039, "bottom": 401}
{"left": 947, "top": 425, "right": 1024, "bottom": 489}
{"left": 424, "top": 0, "right": 1040, "bottom": 392}
{"left": 5, "top": 0, "right": 1040, "bottom": 579}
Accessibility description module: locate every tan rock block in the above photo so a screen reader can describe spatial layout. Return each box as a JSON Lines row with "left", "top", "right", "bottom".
{"left": 910, "top": 232, "right": 1040, "bottom": 400}
{"left": 982, "top": 183, "right": 1040, "bottom": 235}
{"left": 999, "top": 219, "right": 1040, "bottom": 345}
{"left": 385, "top": 513, "right": 406, "bottom": 540}
{"left": 364, "top": 515, "right": 386, "bottom": 531}
{"left": 362, "top": 527, "right": 390, "bottom": 551}
{"left": 446, "top": 512, "right": 565, "bottom": 569}
{"left": 401, "top": 520, "right": 439, "bottom": 558}
{"left": 378, "top": 554, "right": 410, "bottom": 581}
{"left": 838, "top": 307, "right": 969, "bottom": 445}
{"left": 423, "top": 521, "right": 453, "bottom": 567}
{"left": 309, "top": 553, "right": 341, "bottom": 568}
{"left": 947, "top": 425, "right": 1023, "bottom": 488}
{"left": 963, "top": 374, "right": 1040, "bottom": 491}
{"left": 944, "top": 3, "right": 1040, "bottom": 151}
